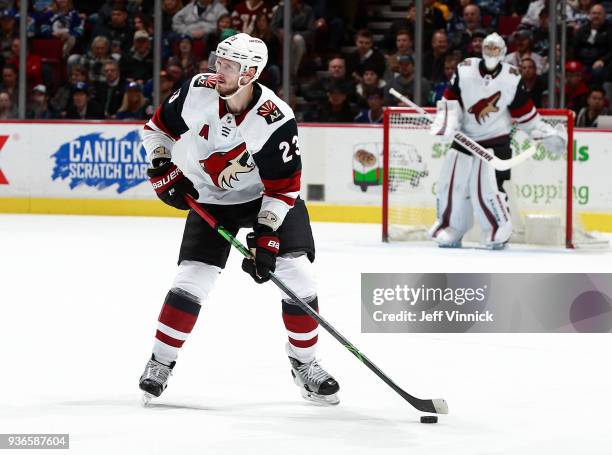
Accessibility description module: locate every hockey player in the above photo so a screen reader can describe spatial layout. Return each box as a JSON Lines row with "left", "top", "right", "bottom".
{"left": 138, "top": 33, "right": 340, "bottom": 405}
{"left": 428, "top": 32, "right": 566, "bottom": 249}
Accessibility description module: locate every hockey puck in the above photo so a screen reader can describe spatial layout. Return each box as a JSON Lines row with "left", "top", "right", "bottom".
{"left": 420, "top": 415, "right": 438, "bottom": 424}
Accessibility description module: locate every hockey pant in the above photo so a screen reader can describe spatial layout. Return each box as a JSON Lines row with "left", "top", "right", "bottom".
{"left": 152, "top": 254, "right": 319, "bottom": 365}
{"left": 428, "top": 148, "right": 512, "bottom": 247}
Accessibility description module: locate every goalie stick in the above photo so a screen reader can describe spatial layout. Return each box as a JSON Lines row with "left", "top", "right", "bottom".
{"left": 389, "top": 88, "right": 537, "bottom": 171}
{"left": 184, "top": 194, "right": 449, "bottom": 415}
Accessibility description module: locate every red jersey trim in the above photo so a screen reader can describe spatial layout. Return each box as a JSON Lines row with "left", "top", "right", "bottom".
{"left": 261, "top": 170, "right": 301, "bottom": 194}
{"left": 264, "top": 192, "right": 297, "bottom": 206}
{"left": 509, "top": 99, "right": 535, "bottom": 118}
{"left": 443, "top": 87, "right": 459, "bottom": 100}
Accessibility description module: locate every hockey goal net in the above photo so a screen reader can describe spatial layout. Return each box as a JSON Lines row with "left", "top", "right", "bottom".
{"left": 382, "top": 107, "right": 606, "bottom": 248}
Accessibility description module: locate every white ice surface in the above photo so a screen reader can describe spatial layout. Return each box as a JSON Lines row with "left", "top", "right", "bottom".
{"left": 1, "top": 214, "right": 611, "bottom": 455}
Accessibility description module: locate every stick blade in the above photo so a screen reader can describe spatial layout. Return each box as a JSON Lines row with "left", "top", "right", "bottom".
{"left": 405, "top": 394, "right": 449, "bottom": 414}
{"left": 431, "top": 398, "right": 449, "bottom": 414}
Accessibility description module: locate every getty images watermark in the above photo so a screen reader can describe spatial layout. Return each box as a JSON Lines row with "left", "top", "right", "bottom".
{"left": 361, "top": 274, "right": 612, "bottom": 333}
{"left": 371, "top": 283, "right": 492, "bottom": 323}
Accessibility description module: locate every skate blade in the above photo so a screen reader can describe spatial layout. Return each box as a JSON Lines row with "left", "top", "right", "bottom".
{"left": 142, "top": 392, "right": 154, "bottom": 406}
{"left": 437, "top": 242, "right": 462, "bottom": 249}
{"left": 299, "top": 388, "right": 340, "bottom": 406}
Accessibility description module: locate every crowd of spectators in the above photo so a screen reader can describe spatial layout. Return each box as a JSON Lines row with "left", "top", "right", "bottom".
{"left": 0, "top": 0, "right": 609, "bottom": 126}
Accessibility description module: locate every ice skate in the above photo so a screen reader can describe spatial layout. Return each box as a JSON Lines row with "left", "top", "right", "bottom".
{"left": 487, "top": 241, "right": 508, "bottom": 250}
{"left": 139, "top": 354, "right": 175, "bottom": 404}
{"left": 286, "top": 344, "right": 340, "bottom": 405}
{"left": 438, "top": 240, "right": 462, "bottom": 249}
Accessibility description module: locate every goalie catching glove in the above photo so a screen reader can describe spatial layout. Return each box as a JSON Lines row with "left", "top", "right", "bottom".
{"left": 524, "top": 119, "right": 567, "bottom": 156}
{"left": 241, "top": 223, "right": 280, "bottom": 283}
{"left": 430, "top": 99, "right": 462, "bottom": 140}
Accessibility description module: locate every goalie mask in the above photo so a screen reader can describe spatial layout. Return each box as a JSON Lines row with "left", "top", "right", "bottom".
{"left": 482, "top": 33, "right": 506, "bottom": 71}
{"left": 210, "top": 33, "right": 268, "bottom": 99}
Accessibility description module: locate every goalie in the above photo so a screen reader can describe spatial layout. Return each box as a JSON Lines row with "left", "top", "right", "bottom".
{"left": 428, "top": 32, "right": 566, "bottom": 249}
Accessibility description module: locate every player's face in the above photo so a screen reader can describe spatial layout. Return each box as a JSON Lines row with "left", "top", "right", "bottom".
{"left": 483, "top": 43, "right": 502, "bottom": 62}
{"left": 215, "top": 57, "right": 242, "bottom": 95}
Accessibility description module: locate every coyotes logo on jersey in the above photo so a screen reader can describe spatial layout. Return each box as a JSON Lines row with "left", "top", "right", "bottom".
{"left": 193, "top": 73, "right": 218, "bottom": 88}
{"left": 468, "top": 91, "right": 501, "bottom": 124}
{"left": 257, "top": 100, "right": 285, "bottom": 125}
{"left": 200, "top": 143, "right": 254, "bottom": 189}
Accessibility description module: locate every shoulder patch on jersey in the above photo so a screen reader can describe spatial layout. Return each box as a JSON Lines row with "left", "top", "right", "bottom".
{"left": 468, "top": 91, "right": 501, "bottom": 124}
{"left": 509, "top": 66, "right": 520, "bottom": 76}
{"left": 257, "top": 100, "right": 285, "bottom": 125}
{"left": 193, "top": 73, "right": 218, "bottom": 88}
{"left": 459, "top": 59, "right": 472, "bottom": 67}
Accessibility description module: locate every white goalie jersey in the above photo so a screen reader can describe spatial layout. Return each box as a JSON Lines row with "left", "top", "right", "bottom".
{"left": 444, "top": 58, "right": 538, "bottom": 142}
{"left": 141, "top": 73, "right": 301, "bottom": 226}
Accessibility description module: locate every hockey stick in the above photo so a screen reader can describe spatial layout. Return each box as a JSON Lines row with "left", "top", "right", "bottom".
{"left": 389, "top": 88, "right": 537, "bottom": 171}
{"left": 184, "top": 194, "right": 448, "bottom": 415}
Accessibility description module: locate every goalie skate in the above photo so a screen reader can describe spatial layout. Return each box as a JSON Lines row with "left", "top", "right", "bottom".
{"left": 139, "top": 354, "right": 175, "bottom": 404}
{"left": 287, "top": 344, "right": 340, "bottom": 405}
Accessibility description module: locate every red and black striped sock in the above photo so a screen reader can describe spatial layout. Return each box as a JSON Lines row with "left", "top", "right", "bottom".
{"left": 282, "top": 297, "right": 319, "bottom": 363}
{"left": 152, "top": 289, "right": 201, "bottom": 365}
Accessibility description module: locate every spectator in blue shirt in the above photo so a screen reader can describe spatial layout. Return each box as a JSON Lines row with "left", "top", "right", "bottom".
{"left": 37, "top": 0, "right": 83, "bottom": 58}
{"left": 354, "top": 87, "right": 384, "bottom": 124}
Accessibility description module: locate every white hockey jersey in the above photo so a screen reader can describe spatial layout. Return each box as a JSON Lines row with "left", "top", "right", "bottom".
{"left": 444, "top": 58, "right": 538, "bottom": 142}
{"left": 142, "top": 73, "right": 301, "bottom": 227}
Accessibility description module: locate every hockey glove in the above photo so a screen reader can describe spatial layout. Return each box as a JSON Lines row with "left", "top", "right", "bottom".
{"left": 241, "top": 224, "right": 280, "bottom": 284}
{"left": 148, "top": 160, "right": 199, "bottom": 210}
{"left": 533, "top": 123, "right": 567, "bottom": 157}
{"left": 524, "top": 119, "right": 567, "bottom": 157}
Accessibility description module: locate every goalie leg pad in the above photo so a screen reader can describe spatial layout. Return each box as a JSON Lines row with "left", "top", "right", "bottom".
{"left": 469, "top": 159, "right": 512, "bottom": 247}
{"left": 276, "top": 254, "right": 319, "bottom": 363}
{"left": 430, "top": 99, "right": 463, "bottom": 140}
{"left": 428, "top": 148, "right": 474, "bottom": 246}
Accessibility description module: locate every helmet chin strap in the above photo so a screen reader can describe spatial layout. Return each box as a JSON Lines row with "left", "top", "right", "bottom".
{"left": 218, "top": 75, "right": 254, "bottom": 100}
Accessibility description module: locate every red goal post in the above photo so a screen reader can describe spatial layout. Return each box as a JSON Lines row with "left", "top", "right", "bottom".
{"left": 382, "top": 107, "right": 580, "bottom": 248}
